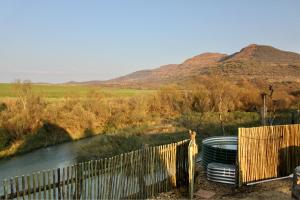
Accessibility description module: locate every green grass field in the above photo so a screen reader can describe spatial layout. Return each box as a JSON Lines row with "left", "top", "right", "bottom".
{"left": 0, "top": 83, "right": 154, "bottom": 99}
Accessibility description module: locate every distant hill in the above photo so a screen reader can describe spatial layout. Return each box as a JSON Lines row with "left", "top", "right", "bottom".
{"left": 222, "top": 44, "right": 300, "bottom": 63}
{"left": 73, "top": 44, "right": 300, "bottom": 87}
{"left": 103, "top": 53, "right": 227, "bottom": 87}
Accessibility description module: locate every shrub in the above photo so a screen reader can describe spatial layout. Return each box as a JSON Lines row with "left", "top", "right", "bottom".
{"left": 0, "top": 103, "right": 7, "bottom": 112}
{"left": 0, "top": 128, "right": 11, "bottom": 150}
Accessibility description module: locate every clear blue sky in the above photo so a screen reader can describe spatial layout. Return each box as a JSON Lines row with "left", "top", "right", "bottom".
{"left": 0, "top": 0, "right": 299, "bottom": 83}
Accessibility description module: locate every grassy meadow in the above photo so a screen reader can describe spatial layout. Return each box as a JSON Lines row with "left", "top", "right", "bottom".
{"left": 0, "top": 83, "right": 154, "bottom": 99}
{"left": 0, "top": 80, "right": 298, "bottom": 160}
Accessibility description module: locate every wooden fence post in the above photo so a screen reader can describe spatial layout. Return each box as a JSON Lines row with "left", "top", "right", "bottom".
{"left": 292, "top": 166, "right": 300, "bottom": 199}
{"left": 188, "top": 130, "right": 198, "bottom": 199}
{"left": 139, "top": 144, "right": 148, "bottom": 198}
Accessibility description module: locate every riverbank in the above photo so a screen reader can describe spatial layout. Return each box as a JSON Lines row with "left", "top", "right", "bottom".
{"left": 0, "top": 122, "right": 185, "bottom": 160}
{"left": 1, "top": 109, "right": 293, "bottom": 161}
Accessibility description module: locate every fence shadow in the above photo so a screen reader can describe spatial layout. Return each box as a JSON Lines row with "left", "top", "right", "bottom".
{"left": 278, "top": 146, "right": 300, "bottom": 177}
{"left": 238, "top": 124, "right": 300, "bottom": 185}
{"left": 14, "top": 122, "right": 72, "bottom": 156}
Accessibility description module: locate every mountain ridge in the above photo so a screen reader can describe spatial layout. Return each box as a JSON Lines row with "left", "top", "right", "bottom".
{"left": 72, "top": 44, "right": 300, "bottom": 87}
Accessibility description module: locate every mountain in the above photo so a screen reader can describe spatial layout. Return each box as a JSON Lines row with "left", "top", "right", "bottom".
{"left": 103, "top": 53, "right": 226, "bottom": 87}
{"left": 75, "top": 44, "right": 300, "bottom": 87}
{"left": 211, "top": 44, "right": 300, "bottom": 83}
{"left": 222, "top": 44, "right": 300, "bottom": 63}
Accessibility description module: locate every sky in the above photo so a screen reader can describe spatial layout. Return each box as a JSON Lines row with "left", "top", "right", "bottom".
{"left": 0, "top": 0, "right": 300, "bottom": 83}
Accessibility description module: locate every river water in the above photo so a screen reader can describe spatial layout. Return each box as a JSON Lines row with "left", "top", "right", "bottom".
{"left": 0, "top": 136, "right": 99, "bottom": 181}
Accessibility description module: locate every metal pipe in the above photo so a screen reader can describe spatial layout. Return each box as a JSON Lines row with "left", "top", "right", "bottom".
{"left": 246, "top": 174, "right": 293, "bottom": 186}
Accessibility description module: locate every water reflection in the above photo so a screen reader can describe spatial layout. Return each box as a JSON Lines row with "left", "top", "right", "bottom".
{"left": 0, "top": 136, "right": 100, "bottom": 181}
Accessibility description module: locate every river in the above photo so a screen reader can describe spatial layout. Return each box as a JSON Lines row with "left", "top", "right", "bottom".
{"left": 0, "top": 136, "right": 99, "bottom": 181}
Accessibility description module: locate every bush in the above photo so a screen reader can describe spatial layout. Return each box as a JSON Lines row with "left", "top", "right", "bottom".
{"left": 0, "top": 128, "right": 11, "bottom": 150}
{"left": 0, "top": 103, "right": 7, "bottom": 112}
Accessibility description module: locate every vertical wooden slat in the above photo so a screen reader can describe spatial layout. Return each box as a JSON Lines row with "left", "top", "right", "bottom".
{"left": 141, "top": 149, "right": 145, "bottom": 199}
{"left": 37, "top": 172, "right": 41, "bottom": 200}
{"left": 172, "top": 143, "right": 177, "bottom": 188}
{"left": 166, "top": 145, "right": 170, "bottom": 191}
{"left": 154, "top": 146, "right": 158, "bottom": 196}
{"left": 62, "top": 168, "right": 65, "bottom": 200}
{"left": 74, "top": 165, "right": 78, "bottom": 200}
{"left": 159, "top": 145, "right": 163, "bottom": 194}
{"left": 114, "top": 156, "right": 118, "bottom": 199}
{"left": 129, "top": 152, "right": 133, "bottom": 198}
{"left": 102, "top": 159, "right": 107, "bottom": 199}
{"left": 52, "top": 169, "right": 56, "bottom": 200}
{"left": 79, "top": 163, "right": 83, "bottom": 200}
{"left": 90, "top": 160, "right": 93, "bottom": 199}
{"left": 9, "top": 178, "right": 13, "bottom": 200}
{"left": 98, "top": 160, "right": 102, "bottom": 200}
{"left": 85, "top": 162, "right": 88, "bottom": 200}
{"left": 115, "top": 156, "right": 119, "bottom": 199}
{"left": 70, "top": 166, "right": 73, "bottom": 199}
{"left": 15, "top": 176, "right": 20, "bottom": 200}
{"left": 66, "top": 166, "right": 70, "bottom": 200}
{"left": 165, "top": 145, "right": 168, "bottom": 192}
{"left": 99, "top": 159, "right": 103, "bottom": 199}
{"left": 43, "top": 171, "right": 46, "bottom": 200}
{"left": 120, "top": 154, "right": 125, "bottom": 199}
{"left": 101, "top": 159, "right": 105, "bottom": 199}
{"left": 135, "top": 151, "right": 139, "bottom": 198}
{"left": 118, "top": 155, "right": 122, "bottom": 199}
{"left": 21, "top": 176, "right": 25, "bottom": 200}
{"left": 108, "top": 158, "right": 113, "bottom": 199}
{"left": 151, "top": 147, "right": 155, "bottom": 197}
{"left": 47, "top": 170, "right": 51, "bottom": 200}
{"left": 32, "top": 173, "right": 36, "bottom": 199}
{"left": 88, "top": 161, "right": 92, "bottom": 200}
{"left": 3, "top": 179, "right": 7, "bottom": 200}
{"left": 121, "top": 154, "right": 125, "bottom": 199}
{"left": 57, "top": 168, "right": 61, "bottom": 200}
{"left": 137, "top": 150, "right": 142, "bottom": 199}
{"left": 97, "top": 159, "right": 103, "bottom": 199}
{"left": 81, "top": 163, "right": 85, "bottom": 199}
{"left": 167, "top": 144, "right": 171, "bottom": 190}
{"left": 110, "top": 157, "right": 115, "bottom": 199}
{"left": 145, "top": 147, "right": 149, "bottom": 198}
{"left": 27, "top": 175, "right": 31, "bottom": 200}
{"left": 94, "top": 160, "right": 97, "bottom": 200}
{"left": 107, "top": 157, "right": 111, "bottom": 200}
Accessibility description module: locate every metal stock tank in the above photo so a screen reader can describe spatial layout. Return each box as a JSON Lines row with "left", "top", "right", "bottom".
{"left": 201, "top": 136, "right": 238, "bottom": 185}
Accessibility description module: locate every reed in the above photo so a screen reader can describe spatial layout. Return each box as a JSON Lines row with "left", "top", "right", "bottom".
{"left": 238, "top": 124, "right": 300, "bottom": 185}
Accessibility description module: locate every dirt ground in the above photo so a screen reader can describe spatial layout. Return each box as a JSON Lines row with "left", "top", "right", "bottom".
{"left": 153, "top": 163, "right": 293, "bottom": 200}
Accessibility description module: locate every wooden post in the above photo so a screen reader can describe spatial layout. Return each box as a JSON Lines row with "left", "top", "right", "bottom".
{"left": 188, "top": 130, "right": 198, "bottom": 199}
{"left": 260, "top": 92, "right": 268, "bottom": 126}
{"left": 292, "top": 166, "right": 300, "bottom": 199}
{"left": 138, "top": 144, "right": 148, "bottom": 198}
{"left": 237, "top": 128, "right": 242, "bottom": 188}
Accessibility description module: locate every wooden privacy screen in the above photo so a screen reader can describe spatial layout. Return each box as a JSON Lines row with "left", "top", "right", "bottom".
{"left": 0, "top": 139, "right": 191, "bottom": 200}
{"left": 238, "top": 124, "right": 300, "bottom": 185}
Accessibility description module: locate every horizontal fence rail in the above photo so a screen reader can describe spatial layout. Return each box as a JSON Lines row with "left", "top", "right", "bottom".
{"left": 238, "top": 124, "right": 300, "bottom": 185}
{"left": 0, "top": 139, "right": 191, "bottom": 200}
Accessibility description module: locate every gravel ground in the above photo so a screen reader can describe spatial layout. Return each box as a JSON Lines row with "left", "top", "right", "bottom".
{"left": 153, "top": 163, "right": 293, "bottom": 200}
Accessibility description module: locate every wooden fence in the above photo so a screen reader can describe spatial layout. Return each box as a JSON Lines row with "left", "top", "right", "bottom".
{"left": 238, "top": 124, "right": 300, "bottom": 185}
{"left": 0, "top": 138, "right": 197, "bottom": 199}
